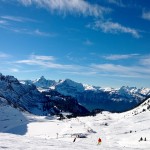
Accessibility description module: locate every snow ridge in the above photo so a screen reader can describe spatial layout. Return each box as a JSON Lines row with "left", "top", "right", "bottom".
{"left": 26, "top": 77, "right": 150, "bottom": 112}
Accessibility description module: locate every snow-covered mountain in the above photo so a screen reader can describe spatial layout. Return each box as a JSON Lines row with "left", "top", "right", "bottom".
{"left": 28, "top": 77, "right": 150, "bottom": 112}
{"left": 33, "top": 76, "right": 56, "bottom": 89}
{"left": 20, "top": 76, "right": 56, "bottom": 89}
{"left": 127, "top": 97, "right": 150, "bottom": 116}
{"left": 28, "top": 77, "right": 149, "bottom": 112}
{"left": 55, "top": 79, "right": 85, "bottom": 97}
{"left": 0, "top": 73, "right": 88, "bottom": 116}
{"left": 0, "top": 74, "right": 54, "bottom": 115}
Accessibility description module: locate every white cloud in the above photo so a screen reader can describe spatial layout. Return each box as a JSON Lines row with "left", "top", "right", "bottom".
{"left": 33, "top": 29, "right": 56, "bottom": 37}
{"left": 20, "top": 28, "right": 57, "bottom": 37}
{"left": 91, "top": 63, "right": 150, "bottom": 78}
{"left": 18, "top": 0, "right": 110, "bottom": 17}
{"left": 0, "top": 20, "right": 7, "bottom": 25}
{"left": 92, "top": 63, "right": 131, "bottom": 73}
{"left": 107, "top": 0, "right": 125, "bottom": 7}
{"left": 30, "top": 55, "right": 55, "bottom": 61}
{"left": 103, "top": 54, "right": 139, "bottom": 60}
{"left": 1, "top": 15, "right": 36, "bottom": 22}
{"left": 0, "top": 24, "right": 56, "bottom": 37}
{"left": 88, "top": 20, "right": 140, "bottom": 38}
{"left": 16, "top": 54, "right": 74, "bottom": 69}
{"left": 142, "top": 11, "right": 150, "bottom": 21}
{"left": 0, "top": 52, "right": 11, "bottom": 58}
{"left": 140, "top": 56, "right": 150, "bottom": 66}
{"left": 10, "top": 68, "right": 19, "bottom": 72}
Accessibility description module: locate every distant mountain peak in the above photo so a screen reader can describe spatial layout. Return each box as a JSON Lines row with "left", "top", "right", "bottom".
{"left": 40, "top": 75, "right": 45, "bottom": 79}
{"left": 36, "top": 76, "right": 46, "bottom": 81}
{"left": 33, "top": 76, "right": 56, "bottom": 89}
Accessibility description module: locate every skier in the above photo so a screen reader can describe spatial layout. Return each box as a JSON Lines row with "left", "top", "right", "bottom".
{"left": 98, "top": 138, "right": 102, "bottom": 145}
{"left": 139, "top": 137, "right": 143, "bottom": 142}
{"left": 73, "top": 137, "right": 76, "bottom": 142}
{"left": 56, "top": 133, "right": 58, "bottom": 139}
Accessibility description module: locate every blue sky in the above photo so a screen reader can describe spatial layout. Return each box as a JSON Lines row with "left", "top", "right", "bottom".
{"left": 0, "top": 0, "right": 150, "bottom": 88}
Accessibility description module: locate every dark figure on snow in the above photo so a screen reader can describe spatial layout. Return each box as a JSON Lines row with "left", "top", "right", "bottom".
{"left": 139, "top": 137, "right": 143, "bottom": 142}
{"left": 73, "top": 137, "right": 76, "bottom": 142}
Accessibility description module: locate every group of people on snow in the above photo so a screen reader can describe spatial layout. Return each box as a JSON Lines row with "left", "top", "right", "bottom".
{"left": 73, "top": 136, "right": 102, "bottom": 145}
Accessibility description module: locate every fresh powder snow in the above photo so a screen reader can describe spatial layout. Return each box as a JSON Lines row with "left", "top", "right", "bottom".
{"left": 0, "top": 100, "right": 150, "bottom": 150}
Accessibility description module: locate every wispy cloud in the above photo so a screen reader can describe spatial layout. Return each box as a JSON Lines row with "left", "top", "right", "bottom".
{"left": 61, "top": 71, "right": 97, "bottom": 76}
{"left": 1, "top": 15, "right": 37, "bottom": 22}
{"left": 106, "top": 0, "right": 125, "bottom": 7}
{"left": 83, "top": 39, "right": 93, "bottom": 46}
{"left": 16, "top": 54, "right": 75, "bottom": 69}
{"left": 140, "top": 55, "right": 150, "bottom": 66}
{"left": 66, "top": 53, "right": 87, "bottom": 63}
{"left": 88, "top": 20, "right": 140, "bottom": 38}
{"left": 91, "top": 63, "right": 150, "bottom": 78}
{"left": 0, "top": 15, "right": 54, "bottom": 37}
{"left": 18, "top": 0, "right": 110, "bottom": 17}
{"left": 103, "top": 54, "right": 139, "bottom": 60}
{"left": 33, "top": 29, "right": 56, "bottom": 37}
{"left": 9, "top": 68, "right": 19, "bottom": 72}
{"left": 142, "top": 11, "right": 150, "bottom": 21}
{"left": 0, "top": 24, "right": 56, "bottom": 37}
{"left": 30, "top": 55, "right": 55, "bottom": 61}
{"left": 0, "top": 52, "right": 11, "bottom": 58}
{"left": 2, "top": 51, "right": 150, "bottom": 80}
{"left": 0, "top": 20, "right": 8, "bottom": 25}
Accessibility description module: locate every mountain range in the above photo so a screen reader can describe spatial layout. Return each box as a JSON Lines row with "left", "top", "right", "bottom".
{"left": 1, "top": 73, "right": 150, "bottom": 116}
{"left": 24, "top": 76, "right": 150, "bottom": 112}
{"left": 0, "top": 73, "right": 89, "bottom": 116}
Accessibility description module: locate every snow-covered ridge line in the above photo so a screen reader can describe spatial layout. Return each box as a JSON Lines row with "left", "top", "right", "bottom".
{"left": 22, "top": 76, "right": 150, "bottom": 112}
{"left": 22, "top": 76, "right": 150, "bottom": 95}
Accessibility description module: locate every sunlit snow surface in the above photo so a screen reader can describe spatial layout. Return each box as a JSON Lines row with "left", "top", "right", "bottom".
{"left": 0, "top": 101, "right": 150, "bottom": 150}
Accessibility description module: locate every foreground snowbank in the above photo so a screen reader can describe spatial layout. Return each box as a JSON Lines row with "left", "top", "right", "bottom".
{"left": 0, "top": 104, "right": 150, "bottom": 149}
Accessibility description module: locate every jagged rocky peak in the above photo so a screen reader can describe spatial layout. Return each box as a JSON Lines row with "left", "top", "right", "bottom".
{"left": 118, "top": 86, "right": 139, "bottom": 94}
{"left": 119, "top": 86, "right": 150, "bottom": 96}
{"left": 33, "top": 76, "right": 56, "bottom": 89}
{"left": 119, "top": 86, "right": 136, "bottom": 91}
{"left": 37, "top": 76, "right": 46, "bottom": 81}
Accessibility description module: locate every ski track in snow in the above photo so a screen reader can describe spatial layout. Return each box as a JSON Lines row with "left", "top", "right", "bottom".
{"left": 0, "top": 104, "right": 150, "bottom": 150}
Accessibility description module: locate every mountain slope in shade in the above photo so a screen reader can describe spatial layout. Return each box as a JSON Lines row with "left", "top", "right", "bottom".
{"left": 0, "top": 73, "right": 52, "bottom": 115}
{"left": 42, "top": 90, "right": 90, "bottom": 116}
